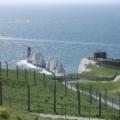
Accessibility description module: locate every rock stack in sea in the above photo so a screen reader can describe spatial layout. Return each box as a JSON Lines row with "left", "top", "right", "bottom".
{"left": 46, "top": 57, "right": 66, "bottom": 74}
{"left": 28, "top": 51, "right": 66, "bottom": 75}
{"left": 30, "top": 52, "right": 46, "bottom": 68}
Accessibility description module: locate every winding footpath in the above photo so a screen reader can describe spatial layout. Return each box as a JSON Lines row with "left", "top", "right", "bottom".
{"left": 65, "top": 81, "right": 119, "bottom": 110}
{"left": 30, "top": 113, "right": 104, "bottom": 120}
{"left": 31, "top": 76, "right": 120, "bottom": 120}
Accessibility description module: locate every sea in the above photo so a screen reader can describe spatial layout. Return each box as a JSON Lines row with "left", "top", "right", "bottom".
{"left": 0, "top": 4, "right": 120, "bottom": 73}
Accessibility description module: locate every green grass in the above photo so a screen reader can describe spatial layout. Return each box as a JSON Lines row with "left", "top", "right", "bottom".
{"left": 0, "top": 69, "right": 119, "bottom": 120}
{"left": 75, "top": 64, "right": 120, "bottom": 99}
{"left": 81, "top": 64, "right": 120, "bottom": 77}
{"left": 74, "top": 81, "right": 120, "bottom": 100}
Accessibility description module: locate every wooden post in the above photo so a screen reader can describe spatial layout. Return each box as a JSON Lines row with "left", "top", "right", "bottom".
{"left": 0, "top": 81, "right": 3, "bottom": 105}
{"left": 16, "top": 65, "right": 19, "bottom": 81}
{"left": 53, "top": 74, "right": 56, "bottom": 113}
{"left": 89, "top": 108, "right": 91, "bottom": 120}
{"left": 27, "top": 84, "right": 31, "bottom": 112}
{"left": 71, "top": 82, "right": 72, "bottom": 90}
{"left": 76, "top": 83, "right": 80, "bottom": 115}
{"left": 64, "top": 75, "right": 67, "bottom": 96}
{"left": 89, "top": 85, "right": 93, "bottom": 104}
{"left": 25, "top": 68, "right": 27, "bottom": 83}
{"left": 99, "top": 93, "right": 102, "bottom": 117}
{"left": 43, "top": 74, "right": 46, "bottom": 88}
{"left": 0, "top": 61, "right": 2, "bottom": 77}
{"left": 70, "top": 75, "right": 72, "bottom": 81}
{"left": 64, "top": 103, "right": 67, "bottom": 120}
{"left": 34, "top": 71, "right": 36, "bottom": 86}
{"left": 5, "top": 61, "right": 8, "bottom": 77}
{"left": 96, "top": 91, "right": 97, "bottom": 100}
{"left": 8, "top": 97, "right": 12, "bottom": 108}
{"left": 104, "top": 89, "right": 107, "bottom": 109}
{"left": 112, "top": 98, "right": 113, "bottom": 108}
{"left": 118, "top": 92, "right": 120, "bottom": 118}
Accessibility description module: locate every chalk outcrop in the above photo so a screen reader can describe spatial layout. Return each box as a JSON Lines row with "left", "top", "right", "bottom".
{"left": 78, "top": 58, "right": 96, "bottom": 73}
{"left": 30, "top": 52, "right": 46, "bottom": 68}
{"left": 18, "top": 50, "right": 66, "bottom": 76}
{"left": 46, "top": 57, "right": 66, "bottom": 74}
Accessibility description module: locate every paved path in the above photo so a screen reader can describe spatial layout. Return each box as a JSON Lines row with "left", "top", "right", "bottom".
{"left": 113, "top": 75, "right": 120, "bottom": 82}
{"left": 63, "top": 82, "right": 119, "bottom": 110}
{"left": 30, "top": 113, "right": 104, "bottom": 120}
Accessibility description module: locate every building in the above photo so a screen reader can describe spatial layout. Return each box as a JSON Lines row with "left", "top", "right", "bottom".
{"left": 94, "top": 51, "right": 107, "bottom": 60}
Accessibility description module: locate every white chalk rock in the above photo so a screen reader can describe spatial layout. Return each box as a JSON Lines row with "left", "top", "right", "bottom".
{"left": 78, "top": 58, "right": 96, "bottom": 73}
{"left": 56, "top": 62, "right": 66, "bottom": 74}
{"left": 46, "top": 57, "right": 65, "bottom": 74}
{"left": 46, "top": 57, "right": 58, "bottom": 72}
{"left": 31, "top": 52, "right": 46, "bottom": 67}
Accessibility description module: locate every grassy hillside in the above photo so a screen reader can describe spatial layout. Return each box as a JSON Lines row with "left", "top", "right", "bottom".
{"left": 1, "top": 67, "right": 120, "bottom": 119}
{"left": 73, "top": 81, "right": 120, "bottom": 101}
{"left": 0, "top": 68, "right": 108, "bottom": 120}
{"left": 81, "top": 64, "right": 120, "bottom": 77}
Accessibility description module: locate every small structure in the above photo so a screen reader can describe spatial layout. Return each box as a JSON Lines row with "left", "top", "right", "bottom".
{"left": 94, "top": 51, "right": 107, "bottom": 60}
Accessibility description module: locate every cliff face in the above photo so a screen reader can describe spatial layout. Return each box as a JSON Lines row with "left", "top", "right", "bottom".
{"left": 78, "top": 58, "right": 96, "bottom": 73}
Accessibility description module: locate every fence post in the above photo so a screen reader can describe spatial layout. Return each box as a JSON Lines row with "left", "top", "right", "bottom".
{"left": 104, "top": 89, "right": 107, "bottom": 109}
{"left": 27, "top": 84, "right": 31, "bottom": 112}
{"left": 71, "top": 82, "right": 72, "bottom": 90}
{"left": 0, "top": 81, "right": 3, "bottom": 105}
{"left": 0, "top": 61, "right": 2, "bottom": 77}
{"left": 96, "top": 91, "right": 98, "bottom": 100}
{"left": 8, "top": 96, "right": 12, "bottom": 108}
{"left": 118, "top": 92, "right": 120, "bottom": 118}
{"left": 112, "top": 98, "right": 113, "bottom": 108}
{"left": 5, "top": 61, "right": 8, "bottom": 77}
{"left": 16, "top": 65, "right": 19, "bottom": 81}
{"left": 34, "top": 71, "right": 36, "bottom": 86}
{"left": 89, "top": 85, "right": 93, "bottom": 104}
{"left": 53, "top": 74, "right": 56, "bottom": 113}
{"left": 70, "top": 75, "right": 72, "bottom": 81}
{"left": 76, "top": 82, "right": 81, "bottom": 115}
{"left": 64, "top": 75, "right": 67, "bottom": 96}
{"left": 89, "top": 108, "right": 91, "bottom": 120}
{"left": 99, "top": 93, "right": 102, "bottom": 117}
{"left": 43, "top": 74, "right": 46, "bottom": 88}
{"left": 64, "top": 103, "right": 67, "bottom": 119}
{"left": 25, "top": 68, "right": 27, "bottom": 83}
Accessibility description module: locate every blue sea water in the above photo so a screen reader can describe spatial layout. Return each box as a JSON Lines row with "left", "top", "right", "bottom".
{"left": 0, "top": 4, "right": 120, "bottom": 73}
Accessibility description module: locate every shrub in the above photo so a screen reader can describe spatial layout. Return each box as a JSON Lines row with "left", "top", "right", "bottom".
{"left": 0, "top": 107, "right": 9, "bottom": 119}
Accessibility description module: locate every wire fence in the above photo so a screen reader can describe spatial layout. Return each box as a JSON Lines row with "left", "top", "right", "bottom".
{"left": 0, "top": 61, "right": 120, "bottom": 120}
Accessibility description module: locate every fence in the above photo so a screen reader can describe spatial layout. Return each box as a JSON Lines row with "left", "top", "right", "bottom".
{"left": 57, "top": 73, "right": 117, "bottom": 82}
{"left": 0, "top": 61, "right": 120, "bottom": 120}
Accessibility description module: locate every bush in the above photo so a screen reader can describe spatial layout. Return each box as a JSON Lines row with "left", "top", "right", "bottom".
{"left": 0, "top": 107, "right": 9, "bottom": 119}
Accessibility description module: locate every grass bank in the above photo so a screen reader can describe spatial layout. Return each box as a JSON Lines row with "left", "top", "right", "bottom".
{"left": 0, "top": 69, "right": 106, "bottom": 120}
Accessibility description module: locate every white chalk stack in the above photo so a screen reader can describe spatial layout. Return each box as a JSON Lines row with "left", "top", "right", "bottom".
{"left": 17, "top": 47, "right": 66, "bottom": 76}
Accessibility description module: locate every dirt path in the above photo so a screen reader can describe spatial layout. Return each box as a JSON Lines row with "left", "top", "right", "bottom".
{"left": 30, "top": 113, "right": 104, "bottom": 120}
{"left": 64, "top": 82, "right": 119, "bottom": 110}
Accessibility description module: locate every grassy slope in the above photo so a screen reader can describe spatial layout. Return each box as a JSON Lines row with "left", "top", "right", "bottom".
{"left": 73, "top": 65, "right": 120, "bottom": 101}
{"left": 82, "top": 64, "right": 120, "bottom": 77}
{"left": 76, "top": 81, "right": 120, "bottom": 99}
{"left": 0, "top": 69, "right": 105, "bottom": 120}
